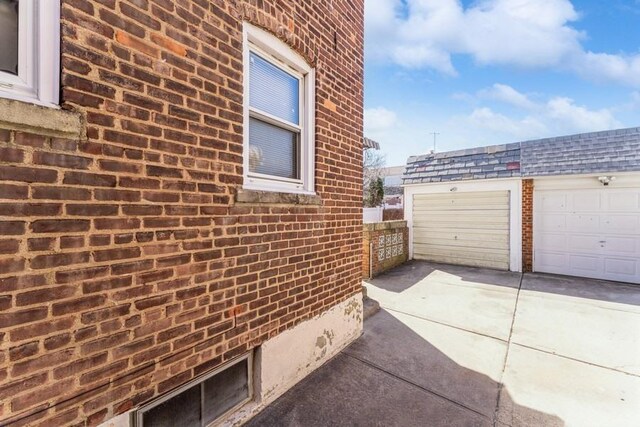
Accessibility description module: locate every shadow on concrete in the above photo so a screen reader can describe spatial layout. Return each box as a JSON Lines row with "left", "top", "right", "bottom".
{"left": 245, "top": 309, "right": 563, "bottom": 427}
{"left": 366, "top": 260, "right": 521, "bottom": 294}
{"left": 522, "top": 272, "right": 640, "bottom": 307}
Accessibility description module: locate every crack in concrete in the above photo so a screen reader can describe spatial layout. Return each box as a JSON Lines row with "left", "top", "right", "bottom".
{"left": 492, "top": 272, "right": 525, "bottom": 427}
{"left": 380, "top": 306, "right": 510, "bottom": 344}
{"left": 509, "top": 342, "right": 640, "bottom": 379}
{"left": 343, "top": 352, "right": 491, "bottom": 420}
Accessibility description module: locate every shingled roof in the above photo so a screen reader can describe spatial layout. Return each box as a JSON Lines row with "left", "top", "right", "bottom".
{"left": 520, "top": 127, "right": 640, "bottom": 177}
{"left": 403, "top": 127, "right": 640, "bottom": 185}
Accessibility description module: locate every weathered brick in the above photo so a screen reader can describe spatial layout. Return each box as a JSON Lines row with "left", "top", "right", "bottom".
{"left": 16, "top": 285, "right": 77, "bottom": 307}
{"left": 0, "top": 239, "right": 20, "bottom": 254}
{"left": 11, "top": 378, "right": 75, "bottom": 412}
{"left": 0, "top": 166, "right": 57, "bottom": 183}
{"left": 93, "top": 247, "right": 141, "bottom": 262}
{"left": 0, "top": 146, "right": 24, "bottom": 163}
{"left": 52, "top": 295, "right": 107, "bottom": 316}
{"left": 32, "top": 151, "right": 93, "bottom": 169}
{"left": 44, "top": 333, "right": 73, "bottom": 351}
{"left": 9, "top": 341, "right": 39, "bottom": 361}
{"left": 0, "top": 183, "right": 29, "bottom": 199}
{"left": 0, "top": 307, "right": 48, "bottom": 329}
{"left": 63, "top": 171, "right": 117, "bottom": 187}
{"left": 12, "top": 348, "right": 75, "bottom": 377}
{"left": 81, "top": 331, "right": 130, "bottom": 355}
{"left": 67, "top": 204, "right": 119, "bottom": 216}
{"left": 0, "top": 372, "right": 47, "bottom": 400}
{"left": 81, "top": 304, "right": 131, "bottom": 324}
{"left": 32, "top": 186, "right": 91, "bottom": 200}
{"left": 31, "top": 219, "right": 90, "bottom": 233}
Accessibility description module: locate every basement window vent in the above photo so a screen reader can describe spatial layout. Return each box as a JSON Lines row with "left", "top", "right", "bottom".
{"left": 134, "top": 354, "right": 252, "bottom": 427}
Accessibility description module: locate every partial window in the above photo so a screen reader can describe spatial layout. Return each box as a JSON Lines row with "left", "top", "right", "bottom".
{"left": 135, "top": 355, "right": 252, "bottom": 427}
{"left": 243, "top": 23, "right": 315, "bottom": 194}
{"left": 0, "top": 0, "right": 60, "bottom": 106}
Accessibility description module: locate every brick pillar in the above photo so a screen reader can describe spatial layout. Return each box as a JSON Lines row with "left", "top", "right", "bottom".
{"left": 522, "top": 179, "right": 534, "bottom": 272}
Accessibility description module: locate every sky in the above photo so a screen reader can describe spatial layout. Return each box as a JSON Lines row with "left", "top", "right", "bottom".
{"left": 364, "top": 0, "right": 640, "bottom": 166}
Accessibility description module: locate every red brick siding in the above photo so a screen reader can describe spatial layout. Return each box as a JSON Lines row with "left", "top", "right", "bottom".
{"left": 0, "top": 1, "right": 364, "bottom": 425}
{"left": 522, "top": 179, "right": 534, "bottom": 272}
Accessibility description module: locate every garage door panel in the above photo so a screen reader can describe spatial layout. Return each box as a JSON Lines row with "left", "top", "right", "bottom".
{"left": 414, "top": 224, "right": 509, "bottom": 232}
{"left": 412, "top": 211, "right": 509, "bottom": 221}
{"left": 535, "top": 188, "right": 640, "bottom": 284}
{"left": 413, "top": 229, "right": 510, "bottom": 243}
{"left": 567, "top": 215, "right": 600, "bottom": 232}
{"left": 605, "top": 237, "right": 638, "bottom": 254}
{"left": 539, "top": 194, "right": 567, "bottom": 211}
{"left": 567, "top": 235, "right": 602, "bottom": 253}
{"left": 416, "top": 237, "right": 508, "bottom": 250}
{"left": 538, "top": 214, "right": 567, "bottom": 231}
{"left": 604, "top": 258, "right": 637, "bottom": 277}
{"left": 416, "top": 202, "right": 507, "bottom": 210}
{"left": 602, "top": 216, "right": 639, "bottom": 234}
{"left": 413, "top": 191, "right": 510, "bottom": 270}
{"left": 606, "top": 193, "right": 640, "bottom": 211}
{"left": 413, "top": 254, "right": 508, "bottom": 270}
{"left": 536, "top": 233, "right": 567, "bottom": 251}
{"left": 536, "top": 252, "right": 567, "bottom": 269}
{"left": 571, "top": 193, "right": 601, "bottom": 211}
{"left": 569, "top": 254, "right": 601, "bottom": 273}
{"left": 414, "top": 191, "right": 508, "bottom": 201}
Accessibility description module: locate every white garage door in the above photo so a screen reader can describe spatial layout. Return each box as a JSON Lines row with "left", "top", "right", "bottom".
{"left": 412, "top": 191, "right": 511, "bottom": 270}
{"left": 535, "top": 189, "right": 640, "bottom": 284}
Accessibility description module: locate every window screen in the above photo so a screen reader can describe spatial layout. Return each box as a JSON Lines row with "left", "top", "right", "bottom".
{"left": 137, "top": 356, "right": 251, "bottom": 427}
{"left": 249, "top": 52, "right": 300, "bottom": 124}
{"left": 0, "top": 0, "right": 19, "bottom": 75}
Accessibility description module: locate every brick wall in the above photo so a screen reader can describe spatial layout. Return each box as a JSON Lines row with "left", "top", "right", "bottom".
{"left": 362, "top": 221, "right": 408, "bottom": 279}
{"left": 522, "top": 179, "right": 534, "bottom": 272}
{"left": 0, "top": 1, "right": 364, "bottom": 425}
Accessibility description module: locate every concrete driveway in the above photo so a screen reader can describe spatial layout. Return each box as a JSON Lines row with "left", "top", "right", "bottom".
{"left": 246, "top": 261, "right": 640, "bottom": 427}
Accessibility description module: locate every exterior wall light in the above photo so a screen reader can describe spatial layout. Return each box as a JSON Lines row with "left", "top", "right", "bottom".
{"left": 597, "top": 176, "right": 616, "bottom": 186}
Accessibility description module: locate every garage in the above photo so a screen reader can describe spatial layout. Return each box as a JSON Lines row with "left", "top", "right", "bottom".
{"left": 412, "top": 191, "right": 511, "bottom": 270}
{"left": 534, "top": 187, "right": 640, "bottom": 284}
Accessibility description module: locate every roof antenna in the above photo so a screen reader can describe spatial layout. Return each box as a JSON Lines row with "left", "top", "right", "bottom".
{"left": 430, "top": 132, "right": 440, "bottom": 153}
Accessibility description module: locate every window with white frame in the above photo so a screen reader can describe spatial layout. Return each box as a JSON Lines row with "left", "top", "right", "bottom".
{"left": 0, "top": 0, "right": 60, "bottom": 106}
{"left": 243, "top": 23, "right": 315, "bottom": 194}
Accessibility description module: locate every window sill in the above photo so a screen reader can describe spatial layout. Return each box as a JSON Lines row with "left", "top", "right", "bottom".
{"left": 0, "top": 98, "right": 84, "bottom": 139}
{"left": 235, "top": 188, "right": 322, "bottom": 205}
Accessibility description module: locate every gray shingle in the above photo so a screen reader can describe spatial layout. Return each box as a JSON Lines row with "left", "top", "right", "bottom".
{"left": 402, "top": 127, "right": 640, "bottom": 184}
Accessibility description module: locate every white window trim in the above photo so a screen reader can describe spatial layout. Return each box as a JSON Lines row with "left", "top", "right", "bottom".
{"left": 0, "top": 0, "right": 60, "bottom": 107}
{"left": 242, "top": 22, "right": 316, "bottom": 195}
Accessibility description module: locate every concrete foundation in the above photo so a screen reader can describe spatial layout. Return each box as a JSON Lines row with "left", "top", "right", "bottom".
{"left": 98, "top": 293, "right": 364, "bottom": 427}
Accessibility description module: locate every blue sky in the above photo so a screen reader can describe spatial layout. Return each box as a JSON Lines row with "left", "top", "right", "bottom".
{"left": 364, "top": 0, "right": 640, "bottom": 166}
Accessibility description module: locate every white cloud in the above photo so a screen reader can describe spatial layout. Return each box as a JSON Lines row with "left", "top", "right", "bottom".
{"left": 454, "top": 84, "right": 621, "bottom": 139}
{"left": 545, "top": 97, "right": 622, "bottom": 130}
{"left": 466, "top": 107, "right": 547, "bottom": 139}
{"left": 478, "top": 84, "right": 536, "bottom": 110}
{"left": 364, "top": 107, "right": 398, "bottom": 133}
{"left": 574, "top": 52, "right": 640, "bottom": 87}
{"left": 365, "top": 0, "right": 640, "bottom": 87}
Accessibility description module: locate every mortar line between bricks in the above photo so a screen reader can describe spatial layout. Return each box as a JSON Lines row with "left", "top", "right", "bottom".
{"left": 343, "top": 352, "right": 490, "bottom": 420}
{"left": 492, "top": 272, "right": 524, "bottom": 427}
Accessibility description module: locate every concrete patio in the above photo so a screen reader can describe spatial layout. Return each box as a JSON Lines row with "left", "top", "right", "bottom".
{"left": 246, "top": 261, "right": 640, "bottom": 427}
